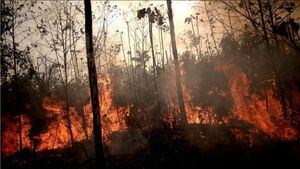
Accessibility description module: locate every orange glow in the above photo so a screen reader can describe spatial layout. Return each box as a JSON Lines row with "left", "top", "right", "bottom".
{"left": 2, "top": 75, "right": 128, "bottom": 156}
{"left": 2, "top": 67, "right": 299, "bottom": 156}
{"left": 216, "top": 61, "right": 298, "bottom": 141}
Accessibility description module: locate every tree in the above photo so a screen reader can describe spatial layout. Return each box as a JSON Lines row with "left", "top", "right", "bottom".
{"left": 32, "top": 1, "right": 88, "bottom": 143}
{"left": 1, "top": 0, "right": 35, "bottom": 151}
{"left": 83, "top": 0, "right": 105, "bottom": 168}
{"left": 137, "top": 6, "right": 164, "bottom": 98}
{"left": 219, "top": 0, "right": 300, "bottom": 50}
{"left": 166, "top": 0, "right": 188, "bottom": 124}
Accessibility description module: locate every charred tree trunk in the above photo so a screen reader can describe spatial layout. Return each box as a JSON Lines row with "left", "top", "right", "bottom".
{"left": 267, "top": 0, "right": 278, "bottom": 46}
{"left": 149, "top": 19, "right": 159, "bottom": 98}
{"left": 12, "top": 16, "right": 22, "bottom": 152}
{"left": 275, "top": 75, "right": 289, "bottom": 118}
{"left": 11, "top": 2, "right": 22, "bottom": 151}
{"left": 70, "top": 22, "right": 89, "bottom": 140}
{"left": 227, "top": 9, "right": 235, "bottom": 43}
{"left": 190, "top": 19, "right": 200, "bottom": 58}
{"left": 204, "top": 2, "right": 219, "bottom": 56}
{"left": 63, "top": 52, "right": 75, "bottom": 144}
{"left": 126, "top": 21, "right": 139, "bottom": 104}
{"left": 257, "top": 0, "right": 269, "bottom": 45}
{"left": 167, "top": 0, "right": 188, "bottom": 124}
{"left": 160, "top": 28, "right": 165, "bottom": 71}
{"left": 84, "top": 0, "right": 105, "bottom": 168}
{"left": 120, "top": 32, "right": 133, "bottom": 101}
{"left": 195, "top": 16, "right": 202, "bottom": 60}
{"left": 61, "top": 18, "right": 75, "bottom": 144}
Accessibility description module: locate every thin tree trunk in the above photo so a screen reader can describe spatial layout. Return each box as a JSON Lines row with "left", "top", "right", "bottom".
{"left": 267, "top": 0, "right": 278, "bottom": 46}
{"left": 120, "top": 32, "right": 133, "bottom": 102}
{"left": 149, "top": 19, "right": 159, "bottom": 97}
{"left": 227, "top": 9, "right": 235, "bottom": 43}
{"left": 165, "top": 50, "right": 169, "bottom": 64}
{"left": 60, "top": 12, "right": 75, "bottom": 144}
{"left": 191, "top": 19, "right": 200, "bottom": 58}
{"left": 13, "top": 21, "right": 22, "bottom": 152}
{"left": 265, "top": 91, "right": 269, "bottom": 112}
{"left": 142, "top": 27, "right": 149, "bottom": 84}
{"left": 195, "top": 16, "right": 202, "bottom": 60}
{"left": 11, "top": 2, "right": 22, "bottom": 151}
{"left": 126, "top": 21, "right": 138, "bottom": 103}
{"left": 206, "top": 34, "right": 213, "bottom": 58}
{"left": 63, "top": 51, "right": 75, "bottom": 144}
{"left": 258, "top": 0, "right": 269, "bottom": 45}
{"left": 69, "top": 5, "right": 88, "bottom": 139}
{"left": 204, "top": 2, "right": 219, "bottom": 56}
{"left": 167, "top": 0, "right": 188, "bottom": 124}
{"left": 160, "top": 29, "right": 165, "bottom": 71}
{"left": 84, "top": 0, "right": 105, "bottom": 168}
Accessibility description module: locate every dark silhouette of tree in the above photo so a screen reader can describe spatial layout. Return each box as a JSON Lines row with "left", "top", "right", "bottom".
{"left": 32, "top": 2, "right": 88, "bottom": 143}
{"left": 0, "top": 0, "right": 35, "bottom": 151}
{"left": 137, "top": 6, "right": 164, "bottom": 98}
{"left": 219, "top": 0, "right": 300, "bottom": 50}
{"left": 166, "top": 0, "right": 188, "bottom": 124}
{"left": 83, "top": 0, "right": 105, "bottom": 168}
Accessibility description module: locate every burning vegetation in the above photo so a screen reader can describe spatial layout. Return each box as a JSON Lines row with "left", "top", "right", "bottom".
{"left": 1, "top": 0, "right": 300, "bottom": 169}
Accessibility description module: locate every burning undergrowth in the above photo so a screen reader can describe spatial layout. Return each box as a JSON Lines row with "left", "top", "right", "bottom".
{"left": 2, "top": 51, "right": 300, "bottom": 157}
{"left": 1, "top": 38, "right": 300, "bottom": 169}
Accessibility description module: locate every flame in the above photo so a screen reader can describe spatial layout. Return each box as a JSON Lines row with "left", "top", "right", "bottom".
{"left": 38, "top": 96, "right": 87, "bottom": 151}
{"left": 163, "top": 68, "right": 218, "bottom": 125}
{"left": 1, "top": 63, "right": 299, "bottom": 156}
{"left": 216, "top": 61, "right": 298, "bottom": 140}
{"left": 1, "top": 114, "right": 32, "bottom": 155}
{"left": 183, "top": 84, "right": 219, "bottom": 124}
{"left": 1, "top": 75, "right": 128, "bottom": 156}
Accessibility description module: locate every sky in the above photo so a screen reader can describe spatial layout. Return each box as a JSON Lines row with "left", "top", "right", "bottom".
{"left": 17, "top": 0, "right": 198, "bottom": 77}
{"left": 92, "top": 0, "right": 198, "bottom": 54}
{"left": 15, "top": 0, "right": 300, "bottom": 75}
{"left": 109, "top": 0, "right": 197, "bottom": 33}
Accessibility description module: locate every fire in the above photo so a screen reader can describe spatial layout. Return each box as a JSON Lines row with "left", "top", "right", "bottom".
{"left": 217, "top": 61, "right": 298, "bottom": 140}
{"left": 163, "top": 68, "right": 219, "bottom": 125}
{"left": 85, "top": 75, "right": 128, "bottom": 142}
{"left": 183, "top": 84, "right": 218, "bottom": 125}
{"left": 1, "top": 64, "right": 299, "bottom": 156}
{"left": 38, "top": 96, "right": 87, "bottom": 151}
{"left": 1, "top": 114, "right": 32, "bottom": 155}
{"left": 1, "top": 75, "right": 128, "bottom": 156}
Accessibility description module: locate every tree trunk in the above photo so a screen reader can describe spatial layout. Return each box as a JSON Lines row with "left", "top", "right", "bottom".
{"left": 70, "top": 15, "right": 89, "bottom": 139}
{"left": 61, "top": 21, "right": 74, "bottom": 144}
{"left": 257, "top": 0, "right": 269, "bottom": 45}
{"left": 149, "top": 19, "right": 159, "bottom": 97}
{"left": 227, "top": 10, "right": 235, "bottom": 43}
{"left": 166, "top": 0, "right": 188, "bottom": 124}
{"left": 126, "top": 21, "right": 138, "bottom": 103}
{"left": 195, "top": 16, "right": 202, "bottom": 60}
{"left": 160, "top": 29, "right": 165, "bottom": 71}
{"left": 12, "top": 1, "right": 22, "bottom": 151}
{"left": 267, "top": 0, "right": 278, "bottom": 46}
{"left": 204, "top": 2, "right": 219, "bottom": 56}
{"left": 63, "top": 52, "right": 75, "bottom": 144}
{"left": 120, "top": 32, "right": 134, "bottom": 103}
{"left": 84, "top": 0, "right": 105, "bottom": 168}
{"left": 190, "top": 19, "right": 200, "bottom": 58}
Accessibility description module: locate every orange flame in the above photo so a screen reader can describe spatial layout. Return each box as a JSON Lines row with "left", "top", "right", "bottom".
{"left": 216, "top": 61, "right": 298, "bottom": 140}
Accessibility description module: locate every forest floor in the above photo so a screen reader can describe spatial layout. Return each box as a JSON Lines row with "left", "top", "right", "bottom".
{"left": 2, "top": 123, "right": 300, "bottom": 169}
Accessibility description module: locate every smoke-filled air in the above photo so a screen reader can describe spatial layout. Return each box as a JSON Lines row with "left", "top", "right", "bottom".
{"left": 1, "top": 0, "right": 300, "bottom": 169}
